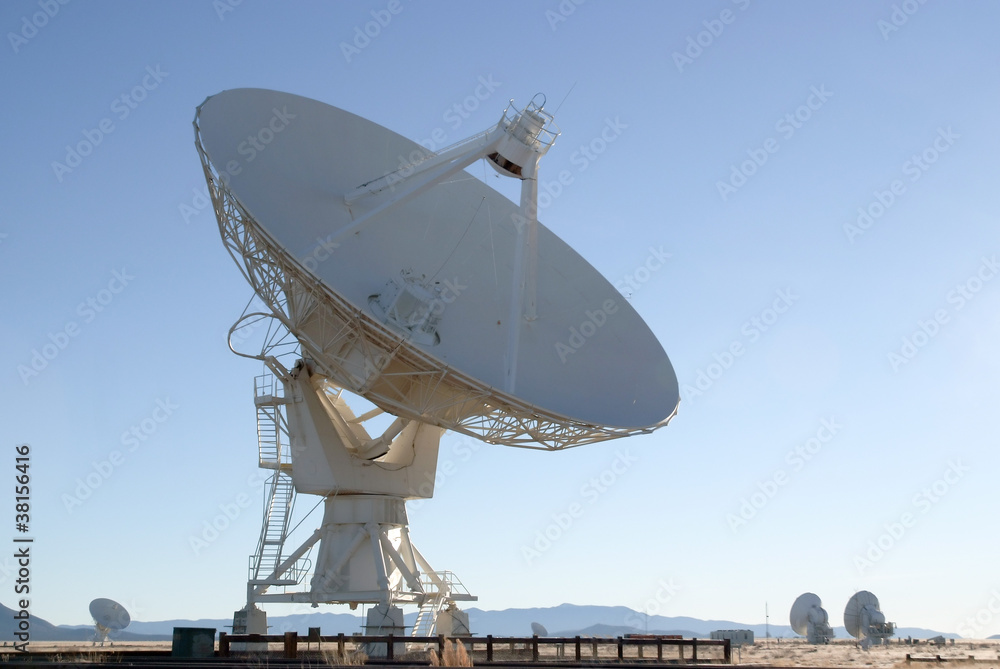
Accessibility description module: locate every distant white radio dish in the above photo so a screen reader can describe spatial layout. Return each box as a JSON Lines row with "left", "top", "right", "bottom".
{"left": 789, "top": 593, "right": 833, "bottom": 644}
{"left": 89, "top": 598, "right": 130, "bottom": 646}
{"left": 531, "top": 622, "right": 548, "bottom": 637}
{"left": 844, "top": 591, "right": 894, "bottom": 648}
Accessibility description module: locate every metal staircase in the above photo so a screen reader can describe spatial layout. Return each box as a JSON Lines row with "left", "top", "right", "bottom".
{"left": 249, "top": 372, "right": 296, "bottom": 583}
{"left": 255, "top": 372, "right": 288, "bottom": 467}
{"left": 410, "top": 571, "right": 472, "bottom": 638}
{"left": 411, "top": 595, "right": 448, "bottom": 638}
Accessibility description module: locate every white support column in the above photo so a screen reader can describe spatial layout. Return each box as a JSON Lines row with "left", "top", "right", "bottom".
{"left": 334, "top": 133, "right": 502, "bottom": 244}
{"left": 309, "top": 524, "right": 368, "bottom": 596}
{"left": 505, "top": 158, "right": 540, "bottom": 394}
{"left": 379, "top": 528, "right": 423, "bottom": 594}
{"left": 367, "top": 521, "right": 391, "bottom": 604}
{"left": 345, "top": 129, "right": 495, "bottom": 205}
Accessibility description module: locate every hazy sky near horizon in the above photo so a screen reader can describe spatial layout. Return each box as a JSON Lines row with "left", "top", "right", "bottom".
{"left": 2, "top": 1, "right": 999, "bottom": 638}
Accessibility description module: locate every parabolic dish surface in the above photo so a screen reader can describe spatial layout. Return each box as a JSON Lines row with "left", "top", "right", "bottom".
{"left": 89, "top": 598, "right": 130, "bottom": 630}
{"left": 196, "top": 88, "right": 678, "bottom": 430}
{"left": 844, "top": 591, "right": 881, "bottom": 638}
{"left": 790, "top": 593, "right": 823, "bottom": 635}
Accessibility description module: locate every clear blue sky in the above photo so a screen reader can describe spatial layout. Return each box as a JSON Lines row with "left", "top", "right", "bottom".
{"left": 3, "top": 1, "right": 999, "bottom": 638}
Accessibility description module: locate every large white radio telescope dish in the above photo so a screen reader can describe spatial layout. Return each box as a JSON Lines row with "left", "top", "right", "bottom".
{"left": 789, "top": 593, "right": 833, "bottom": 644}
{"left": 844, "top": 591, "right": 894, "bottom": 648}
{"left": 89, "top": 598, "right": 130, "bottom": 646}
{"left": 194, "top": 87, "right": 680, "bottom": 639}
{"left": 195, "top": 88, "right": 678, "bottom": 449}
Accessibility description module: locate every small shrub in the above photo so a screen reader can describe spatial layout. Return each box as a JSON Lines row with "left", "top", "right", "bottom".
{"left": 429, "top": 640, "right": 472, "bottom": 667}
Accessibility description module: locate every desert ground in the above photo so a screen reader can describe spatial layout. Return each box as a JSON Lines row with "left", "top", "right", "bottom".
{"left": 736, "top": 638, "right": 1000, "bottom": 668}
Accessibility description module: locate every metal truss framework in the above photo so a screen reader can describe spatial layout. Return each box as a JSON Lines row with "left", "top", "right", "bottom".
{"left": 194, "top": 115, "right": 673, "bottom": 451}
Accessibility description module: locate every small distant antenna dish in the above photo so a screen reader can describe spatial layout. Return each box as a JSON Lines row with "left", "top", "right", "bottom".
{"left": 89, "top": 598, "right": 130, "bottom": 646}
{"left": 790, "top": 593, "right": 833, "bottom": 644}
{"left": 844, "top": 591, "right": 894, "bottom": 649}
{"left": 531, "top": 622, "right": 548, "bottom": 637}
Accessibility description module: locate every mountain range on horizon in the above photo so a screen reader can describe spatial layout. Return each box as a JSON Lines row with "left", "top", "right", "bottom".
{"left": 0, "top": 602, "right": 967, "bottom": 642}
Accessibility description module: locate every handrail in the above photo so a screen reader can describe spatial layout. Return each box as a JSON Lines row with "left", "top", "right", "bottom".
{"left": 217, "top": 631, "right": 732, "bottom": 664}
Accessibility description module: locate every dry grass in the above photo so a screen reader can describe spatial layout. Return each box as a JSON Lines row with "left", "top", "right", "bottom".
{"left": 320, "top": 648, "right": 369, "bottom": 666}
{"left": 243, "top": 652, "right": 269, "bottom": 669}
{"left": 738, "top": 638, "right": 1000, "bottom": 668}
{"left": 429, "top": 640, "right": 473, "bottom": 667}
{"left": 50, "top": 650, "right": 114, "bottom": 664}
